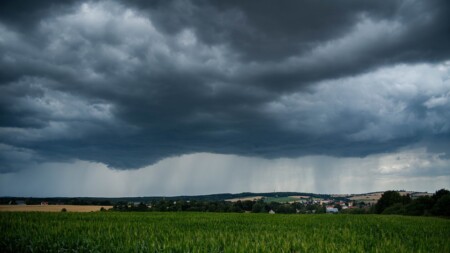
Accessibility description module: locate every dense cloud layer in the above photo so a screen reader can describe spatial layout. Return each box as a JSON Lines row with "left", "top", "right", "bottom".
{"left": 2, "top": 148, "right": 450, "bottom": 197}
{"left": 1, "top": 0, "right": 450, "bottom": 172}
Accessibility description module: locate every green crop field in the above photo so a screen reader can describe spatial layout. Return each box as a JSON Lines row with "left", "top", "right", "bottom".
{"left": 1, "top": 212, "right": 449, "bottom": 253}
{"left": 263, "top": 196, "right": 299, "bottom": 203}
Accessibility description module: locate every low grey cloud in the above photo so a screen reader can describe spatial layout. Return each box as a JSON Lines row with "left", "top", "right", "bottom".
{"left": 1, "top": 149, "right": 449, "bottom": 197}
{"left": 1, "top": 0, "right": 450, "bottom": 173}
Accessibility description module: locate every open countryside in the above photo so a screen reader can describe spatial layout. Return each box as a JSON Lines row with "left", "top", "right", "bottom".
{"left": 1, "top": 212, "right": 449, "bottom": 253}
{"left": 1, "top": 190, "right": 450, "bottom": 252}
{"left": 0, "top": 205, "right": 112, "bottom": 212}
{"left": 1, "top": 1, "right": 450, "bottom": 252}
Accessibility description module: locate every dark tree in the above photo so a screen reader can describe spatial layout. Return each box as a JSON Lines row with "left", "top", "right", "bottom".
{"left": 375, "top": 191, "right": 402, "bottom": 214}
{"left": 404, "top": 196, "right": 434, "bottom": 216}
{"left": 382, "top": 203, "right": 406, "bottom": 215}
{"left": 432, "top": 189, "right": 450, "bottom": 202}
{"left": 251, "top": 201, "right": 267, "bottom": 213}
{"left": 432, "top": 194, "right": 450, "bottom": 216}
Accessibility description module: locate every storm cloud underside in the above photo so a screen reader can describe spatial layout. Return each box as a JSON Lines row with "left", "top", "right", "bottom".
{"left": 1, "top": 0, "right": 450, "bottom": 195}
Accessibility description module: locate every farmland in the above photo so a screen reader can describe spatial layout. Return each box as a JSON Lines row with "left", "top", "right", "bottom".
{"left": 263, "top": 196, "right": 299, "bottom": 203}
{"left": 1, "top": 212, "right": 449, "bottom": 252}
{"left": 0, "top": 205, "right": 112, "bottom": 212}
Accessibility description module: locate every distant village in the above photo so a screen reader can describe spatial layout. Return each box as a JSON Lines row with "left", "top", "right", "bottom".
{"left": 223, "top": 191, "right": 434, "bottom": 214}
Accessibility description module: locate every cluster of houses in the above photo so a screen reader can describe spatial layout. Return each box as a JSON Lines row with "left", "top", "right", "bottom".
{"left": 326, "top": 200, "right": 355, "bottom": 213}
{"left": 295, "top": 197, "right": 359, "bottom": 214}
{"left": 266, "top": 198, "right": 358, "bottom": 214}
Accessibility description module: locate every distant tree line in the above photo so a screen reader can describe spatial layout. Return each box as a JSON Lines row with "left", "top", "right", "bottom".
{"left": 4, "top": 189, "right": 448, "bottom": 217}
{"left": 0, "top": 192, "right": 339, "bottom": 206}
{"left": 0, "top": 198, "right": 112, "bottom": 206}
{"left": 112, "top": 199, "right": 326, "bottom": 214}
{"left": 112, "top": 189, "right": 450, "bottom": 217}
{"left": 373, "top": 189, "right": 450, "bottom": 216}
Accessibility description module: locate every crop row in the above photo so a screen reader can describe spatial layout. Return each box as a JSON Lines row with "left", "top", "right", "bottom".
{"left": 1, "top": 212, "right": 449, "bottom": 252}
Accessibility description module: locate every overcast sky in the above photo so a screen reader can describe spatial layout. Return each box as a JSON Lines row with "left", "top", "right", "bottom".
{"left": 1, "top": 0, "right": 449, "bottom": 197}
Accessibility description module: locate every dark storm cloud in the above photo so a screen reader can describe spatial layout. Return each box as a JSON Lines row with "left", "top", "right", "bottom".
{"left": 126, "top": 0, "right": 450, "bottom": 90}
{"left": 0, "top": 0, "right": 81, "bottom": 30}
{"left": 127, "top": 0, "right": 398, "bottom": 60}
{"left": 1, "top": 0, "right": 450, "bottom": 171}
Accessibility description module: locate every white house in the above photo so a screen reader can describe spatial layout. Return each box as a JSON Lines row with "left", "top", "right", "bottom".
{"left": 326, "top": 207, "right": 338, "bottom": 213}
